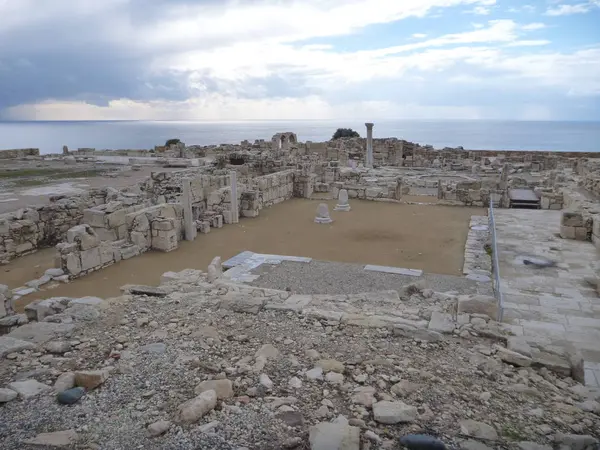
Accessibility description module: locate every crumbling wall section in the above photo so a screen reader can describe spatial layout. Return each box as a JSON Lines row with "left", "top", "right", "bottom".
{"left": 0, "top": 190, "right": 110, "bottom": 264}
{"left": 0, "top": 148, "right": 40, "bottom": 159}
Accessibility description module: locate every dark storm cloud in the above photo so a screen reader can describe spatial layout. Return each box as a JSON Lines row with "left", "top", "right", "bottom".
{"left": 0, "top": 0, "right": 235, "bottom": 109}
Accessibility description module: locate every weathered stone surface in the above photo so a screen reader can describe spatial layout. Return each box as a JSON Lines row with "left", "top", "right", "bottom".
{"left": 0, "top": 336, "right": 37, "bottom": 357}
{"left": 194, "top": 379, "right": 234, "bottom": 399}
{"left": 309, "top": 416, "right": 360, "bottom": 450}
{"left": 57, "top": 387, "right": 86, "bottom": 405}
{"left": 373, "top": 401, "right": 417, "bottom": 424}
{"left": 177, "top": 389, "right": 218, "bottom": 424}
{"left": 554, "top": 433, "right": 598, "bottom": 450}
{"left": 518, "top": 442, "right": 552, "bottom": 450}
{"left": 390, "top": 380, "right": 423, "bottom": 397}
{"left": 148, "top": 420, "right": 172, "bottom": 437}
{"left": 45, "top": 340, "right": 71, "bottom": 354}
{"left": 507, "top": 337, "right": 532, "bottom": 358}
{"left": 427, "top": 312, "right": 455, "bottom": 334}
{"left": 392, "top": 324, "right": 443, "bottom": 342}
{"left": 8, "top": 379, "right": 52, "bottom": 399}
{"left": 457, "top": 294, "right": 498, "bottom": 319}
{"left": 54, "top": 372, "right": 76, "bottom": 392}
{"left": 220, "top": 295, "right": 265, "bottom": 314}
{"left": 74, "top": 369, "right": 110, "bottom": 390}
{"left": 399, "top": 435, "right": 447, "bottom": 450}
{"left": 7, "top": 322, "right": 74, "bottom": 345}
{"left": 0, "top": 387, "right": 18, "bottom": 403}
{"left": 317, "top": 359, "right": 345, "bottom": 373}
{"left": 459, "top": 420, "right": 498, "bottom": 441}
{"left": 495, "top": 346, "right": 532, "bottom": 367}
{"left": 23, "top": 430, "right": 79, "bottom": 447}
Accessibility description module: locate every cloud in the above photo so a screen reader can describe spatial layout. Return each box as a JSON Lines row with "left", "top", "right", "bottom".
{"left": 466, "top": 6, "right": 492, "bottom": 14}
{"left": 521, "top": 22, "right": 547, "bottom": 30}
{"left": 545, "top": 3, "right": 593, "bottom": 16}
{"left": 0, "top": 0, "right": 598, "bottom": 121}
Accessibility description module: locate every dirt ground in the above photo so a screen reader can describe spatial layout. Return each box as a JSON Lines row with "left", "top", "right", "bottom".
{"left": 1, "top": 199, "right": 484, "bottom": 310}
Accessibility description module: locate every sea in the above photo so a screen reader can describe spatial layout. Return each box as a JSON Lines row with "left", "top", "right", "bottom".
{"left": 0, "top": 120, "right": 599, "bottom": 155}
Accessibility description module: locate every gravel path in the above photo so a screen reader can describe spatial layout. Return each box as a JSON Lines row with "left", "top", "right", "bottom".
{"left": 250, "top": 260, "right": 493, "bottom": 296}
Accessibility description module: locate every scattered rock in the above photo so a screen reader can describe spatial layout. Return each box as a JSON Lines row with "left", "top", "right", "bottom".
{"left": 54, "top": 372, "right": 76, "bottom": 392}
{"left": 391, "top": 380, "right": 422, "bottom": 397}
{"left": 517, "top": 442, "right": 552, "bottom": 450}
{"left": 373, "top": 401, "right": 418, "bottom": 424}
{"left": 399, "top": 434, "right": 447, "bottom": 450}
{"left": 57, "top": 387, "right": 86, "bottom": 405}
{"left": 0, "top": 388, "right": 18, "bottom": 403}
{"left": 7, "top": 379, "right": 52, "bottom": 399}
{"left": 459, "top": 420, "right": 498, "bottom": 441}
{"left": 22, "top": 430, "right": 79, "bottom": 447}
{"left": 148, "top": 420, "right": 172, "bottom": 437}
{"left": 325, "top": 372, "right": 344, "bottom": 384}
{"left": 74, "top": 369, "right": 110, "bottom": 390}
{"left": 306, "top": 367, "right": 324, "bottom": 380}
{"left": 45, "top": 340, "right": 71, "bottom": 354}
{"left": 139, "top": 342, "right": 167, "bottom": 354}
{"left": 288, "top": 377, "right": 302, "bottom": 389}
{"left": 259, "top": 374, "right": 274, "bottom": 390}
{"left": 495, "top": 346, "right": 532, "bottom": 367}
{"left": 309, "top": 415, "right": 360, "bottom": 450}
{"left": 0, "top": 336, "right": 37, "bottom": 357}
{"left": 177, "top": 389, "right": 218, "bottom": 424}
{"left": 317, "top": 359, "right": 345, "bottom": 373}
{"left": 194, "top": 379, "right": 234, "bottom": 399}
{"left": 554, "top": 433, "right": 598, "bottom": 450}
{"left": 277, "top": 410, "right": 304, "bottom": 427}
{"left": 507, "top": 337, "right": 532, "bottom": 358}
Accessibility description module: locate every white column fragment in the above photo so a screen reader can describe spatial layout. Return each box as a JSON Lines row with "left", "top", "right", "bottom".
{"left": 230, "top": 171, "right": 239, "bottom": 224}
{"left": 365, "top": 122, "right": 374, "bottom": 168}
{"left": 182, "top": 178, "right": 196, "bottom": 241}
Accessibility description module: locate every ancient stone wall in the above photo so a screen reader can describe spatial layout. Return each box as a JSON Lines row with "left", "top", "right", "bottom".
{"left": 438, "top": 179, "right": 507, "bottom": 207}
{"left": 0, "top": 148, "right": 40, "bottom": 159}
{"left": 243, "top": 170, "right": 295, "bottom": 217}
{"left": 0, "top": 190, "right": 109, "bottom": 264}
{"left": 57, "top": 204, "right": 183, "bottom": 278}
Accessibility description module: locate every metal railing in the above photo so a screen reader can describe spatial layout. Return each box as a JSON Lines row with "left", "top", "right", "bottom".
{"left": 488, "top": 200, "right": 504, "bottom": 322}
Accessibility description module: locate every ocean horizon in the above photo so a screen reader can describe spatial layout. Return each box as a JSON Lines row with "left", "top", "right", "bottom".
{"left": 1, "top": 119, "right": 599, "bottom": 155}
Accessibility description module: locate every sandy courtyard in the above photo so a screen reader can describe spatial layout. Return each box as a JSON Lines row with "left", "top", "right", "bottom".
{"left": 1, "top": 199, "right": 484, "bottom": 308}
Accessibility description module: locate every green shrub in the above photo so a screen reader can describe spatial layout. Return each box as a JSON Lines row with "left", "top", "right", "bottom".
{"left": 332, "top": 128, "right": 360, "bottom": 140}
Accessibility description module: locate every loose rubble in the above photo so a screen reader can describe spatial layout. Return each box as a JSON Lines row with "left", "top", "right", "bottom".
{"left": 0, "top": 268, "right": 598, "bottom": 449}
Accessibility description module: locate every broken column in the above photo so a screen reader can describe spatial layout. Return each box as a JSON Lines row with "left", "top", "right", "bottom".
{"left": 314, "top": 203, "right": 333, "bottom": 224}
{"left": 230, "top": 171, "right": 239, "bottom": 224}
{"left": 365, "top": 123, "right": 374, "bottom": 168}
{"left": 182, "top": 178, "right": 196, "bottom": 241}
{"left": 334, "top": 189, "right": 351, "bottom": 212}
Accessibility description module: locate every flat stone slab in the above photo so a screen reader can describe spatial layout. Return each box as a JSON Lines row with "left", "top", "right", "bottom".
{"left": 364, "top": 265, "right": 423, "bottom": 277}
{"left": 7, "top": 322, "right": 75, "bottom": 345}
{"left": 121, "top": 285, "right": 167, "bottom": 297}
{"left": 0, "top": 336, "right": 38, "bottom": 357}
{"left": 222, "top": 252, "right": 312, "bottom": 283}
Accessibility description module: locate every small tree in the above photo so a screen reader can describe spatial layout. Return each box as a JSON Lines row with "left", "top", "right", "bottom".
{"left": 165, "top": 138, "right": 181, "bottom": 147}
{"left": 332, "top": 128, "right": 360, "bottom": 140}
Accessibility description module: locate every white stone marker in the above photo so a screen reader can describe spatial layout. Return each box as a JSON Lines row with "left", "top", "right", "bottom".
{"left": 365, "top": 122, "right": 374, "bottom": 168}
{"left": 230, "top": 170, "right": 239, "bottom": 224}
{"left": 182, "top": 178, "right": 196, "bottom": 241}
{"left": 334, "top": 189, "right": 351, "bottom": 212}
{"left": 314, "top": 203, "right": 333, "bottom": 224}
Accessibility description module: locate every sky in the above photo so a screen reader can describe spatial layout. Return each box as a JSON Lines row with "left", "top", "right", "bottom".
{"left": 0, "top": 0, "right": 599, "bottom": 121}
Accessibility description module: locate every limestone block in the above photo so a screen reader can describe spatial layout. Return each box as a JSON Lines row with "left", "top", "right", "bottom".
{"left": 93, "top": 227, "right": 117, "bottom": 242}
{"left": 562, "top": 211, "right": 584, "bottom": 227}
{"left": 152, "top": 229, "right": 178, "bottom": 252}
{"left": 83, "top": 209, "right": 107, "bottom": 228}
{"left": 457, "top": 295, "right": 498, "bottom": 320}
{"left": 98, "top": 242, "right": 114, "bottom": 265}
{"left": 152, "top": 219, "right": 175, "bottom": 231}
{"left": 80, "top": 248, "right": 101, "bottom": 271}
{"left": 575, "top": 226, "right": 588, "bottom": 241}
{"left": 107, "top": 209, "right": 126, "bottom": 228}
{"left": 67, "top": 225, "right": 100, "bottom": 250}
{"left": 66, "top": 253, "right": 82, "bottom": 276}
{"left": 560, "top": 225, "right": 576, "bottom": 240}
{"left": 114, "top": 224, "right": 127, "bottom": 240}
{"left": 130, "top": 231, "right": 150, "bottom": 250}
{"left": 120, "top": 245, "right": 140, "bottom": 260}
{"left": 16, "top": 242, "right": 34, "bottom": 254}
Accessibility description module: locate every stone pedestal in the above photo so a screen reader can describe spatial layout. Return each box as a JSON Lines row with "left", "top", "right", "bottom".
{"left": 334, "top": 189, "right": 351, "bottom": 212}
{"left": 314, "top": 203, "right": 333, "bottom": 224}
{"left": 365, "top": 123, "right": 374, "bottom": 168}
